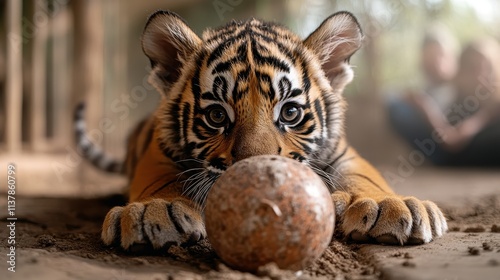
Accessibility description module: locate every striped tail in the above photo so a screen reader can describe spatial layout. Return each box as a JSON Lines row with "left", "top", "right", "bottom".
{"left": 74, "top": 103, "right": 123, "bottom": 173}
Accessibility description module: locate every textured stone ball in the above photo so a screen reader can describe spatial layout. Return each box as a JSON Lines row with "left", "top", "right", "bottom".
{"left": 205, "top": 155, "right": 335, "bottom": 272}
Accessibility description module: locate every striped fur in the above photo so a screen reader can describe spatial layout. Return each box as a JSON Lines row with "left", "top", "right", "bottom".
{"left": 74, "top": 103, "right": 122, "bottom": 173}
{"left": 148, "top": 13, "right": 355, "bottom": 190}
{"left": 96, "top": 11, "right": 447, "bottom": 250}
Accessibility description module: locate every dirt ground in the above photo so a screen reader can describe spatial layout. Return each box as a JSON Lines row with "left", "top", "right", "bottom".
{"left": 1, "top": 195, "right": 381, "bottom": 280}
{"left": 1, "top": 168, "right": 500, "bottom": 280}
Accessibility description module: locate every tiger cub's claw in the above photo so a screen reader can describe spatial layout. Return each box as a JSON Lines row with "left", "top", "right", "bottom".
{"left": 101, "top": 198, "right": 206, "bottom": 250}
{"left": 332, "top": 191, "right": 447, "bottom": 245}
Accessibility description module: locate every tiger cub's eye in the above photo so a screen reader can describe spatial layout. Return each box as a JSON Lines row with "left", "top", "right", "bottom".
{"left": 280, "top": 103, "right": 302, "bottom": 124}
{"left": 206, "top": 106, "right": 228, "bottom": 128}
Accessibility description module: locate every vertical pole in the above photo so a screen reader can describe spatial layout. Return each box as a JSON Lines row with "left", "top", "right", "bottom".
{"left": 71, "top": 0, "right": 104, "bottom": 191}
{"left": 103, "top": 0, "right": 128, "bottom": 158}
{"left": 31, "top": 0, "right": 49, "bottom": 151}
{"left": 5, "top": 0, "right": 23, "bottom": 153}
{"left": 51, "top": 5, "right": 71, "bottom": 147}
{"left": 71, "top": 0, "right": 104, "bottom": 136}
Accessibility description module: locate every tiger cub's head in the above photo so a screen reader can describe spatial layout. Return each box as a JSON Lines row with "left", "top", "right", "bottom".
{"left": 142, "top": 11, "right": 362, "bottom": 198}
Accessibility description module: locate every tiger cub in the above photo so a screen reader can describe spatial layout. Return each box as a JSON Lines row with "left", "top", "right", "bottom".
{"left": 76, "top": 11, "right": 447, "bottom": 250}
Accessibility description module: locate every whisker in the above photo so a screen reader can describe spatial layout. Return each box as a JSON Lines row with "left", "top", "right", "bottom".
{"left": 176, "top": 168, "right": 205, "bottom": 178}
{"left": 310, "top": 157, "right": 347, "bottom": 179}
{"left": 199, "top": 178, "right": 217, "bottom": 210}
{"left": 175, "top": 158, "right": 205, "bottom": 164}
{"left": 192, "top": 177, "right": 211, "bottom": 208}
{"left": 309, "top": 165, "right": 337, "bottom": 192}
{"left": 182, "top": 171, "right": 206, "bottom": 191}
{"left": 182, "top": 171, "right": 206, "bottom": 185}
{"left": 307, "top": 158, "right": 348, "bottom": 193}
{"left": 182, "top": 171, "right": 207, "bottom": 197}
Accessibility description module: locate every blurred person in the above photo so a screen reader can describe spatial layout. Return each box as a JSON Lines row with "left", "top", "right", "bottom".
{"left": 387, "top": 24, "right": 458, "bottom": 161}
{"left": 389, "top": 36, "right": 500, "bottom": 166}
{"left": 410, "top": 37, "right": 500, "bottom": 166}
{"left": 419, "top": 24, "right": 459, "bottom": 112}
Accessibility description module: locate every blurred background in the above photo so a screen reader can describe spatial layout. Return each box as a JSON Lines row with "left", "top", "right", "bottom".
{"left": 0, "top": 0, "right": 499, "bottom": 196}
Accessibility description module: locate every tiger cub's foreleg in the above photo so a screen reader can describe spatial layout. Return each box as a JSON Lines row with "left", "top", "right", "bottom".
{"left": 330, "top": 140, "right": 447, "bottom": 245}
{"left": 101, "top": 139, "right": 206, "bottom": 250}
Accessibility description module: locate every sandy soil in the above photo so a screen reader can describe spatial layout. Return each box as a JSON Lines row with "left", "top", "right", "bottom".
{"left": 0, "top": 195, "right": 380, "bottom": 280}
{"left": 1, "top": 194, "right": 499, "bottom": 280}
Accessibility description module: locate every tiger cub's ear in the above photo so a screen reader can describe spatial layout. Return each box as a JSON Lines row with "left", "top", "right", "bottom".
{"left": 142, "top": 10, "right": 201, "bottom": 93}
{"left": 304, "top": 12, "right": 363, "bottom": 90}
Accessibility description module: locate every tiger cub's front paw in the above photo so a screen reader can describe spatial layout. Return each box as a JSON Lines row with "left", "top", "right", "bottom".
{"left": 332, "top": 192, "right": 447, "bottom": 245}
{"left": 101, "top": 198, "right": 206, "bottom": 250}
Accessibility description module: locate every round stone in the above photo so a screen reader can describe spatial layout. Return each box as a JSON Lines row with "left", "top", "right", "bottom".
{"left": 205, "top": 155, "right": 335, "bottom": 272}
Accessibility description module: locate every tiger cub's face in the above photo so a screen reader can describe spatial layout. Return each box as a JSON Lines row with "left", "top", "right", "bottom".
{"left": 142, "top": 11, "right": 362, "bottom": 197}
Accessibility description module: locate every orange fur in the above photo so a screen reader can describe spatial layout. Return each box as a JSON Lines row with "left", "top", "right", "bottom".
{"left": 100, "top": 11, "right": 447, "bottom": 250}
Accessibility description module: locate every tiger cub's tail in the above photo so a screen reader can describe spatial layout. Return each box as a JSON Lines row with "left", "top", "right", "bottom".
{"left": 74, "top": 103, "right": 123, "bottom": 174}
